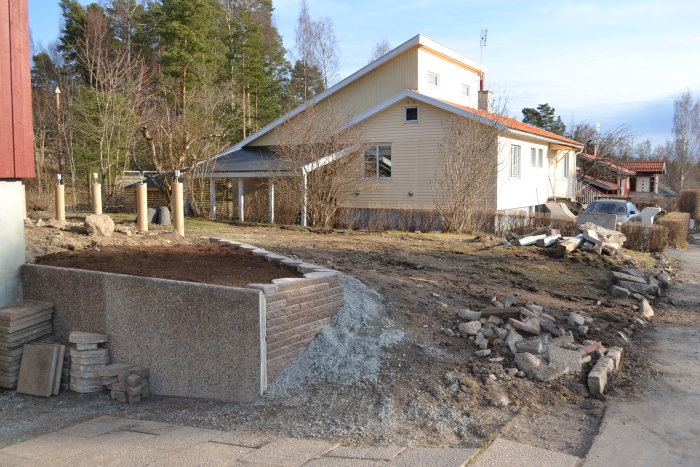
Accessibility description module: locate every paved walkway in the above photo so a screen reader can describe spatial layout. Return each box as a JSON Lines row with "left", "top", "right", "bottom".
{"left": 584, "top": 244, "right": 700, "bottom": 466}
{"left": 0, "top": 416, "right": 578, "bottom": 466}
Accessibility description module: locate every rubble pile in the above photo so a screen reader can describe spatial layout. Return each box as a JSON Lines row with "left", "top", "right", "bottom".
{"left": 609, "top": 267, "right": 669, "bottom": 300}
{"left": 506, "top": 222, "right": 626, "bottom": 258}
{"left": 445, "top": 294, "right": 631, "bottom": 398}
{"left": 99, "top": 364, "right": 151, "bottom": 404}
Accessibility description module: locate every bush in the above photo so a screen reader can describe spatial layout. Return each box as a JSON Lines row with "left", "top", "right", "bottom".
{"left": 679, "top": 189, "right": 700, "bottom": 220}
{"left": 658, "top": 211, "right": 690, "bottom": 248}
{"left": 621, "top": 223, "right": 669, "bottom": 252}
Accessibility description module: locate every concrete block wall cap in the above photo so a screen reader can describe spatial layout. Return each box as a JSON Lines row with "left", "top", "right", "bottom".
{"left": 237, "top": 244, "right": 258, "bottom": 250}
{"left": 297, "top": 263, "right": 322, "bottom": 273}
{"left": 68, "top": 331, "right": 108, "bottom": 344}
{"left": 246, "top": 283, "right": 280, "bottom": 294}
{"left": 281, "top": 258, "right": 303, "bottom": 266}
{"left": 272, "top": 278, "right": 305, "bottom": 284}
{"left": 263, "top": 254, "right": 288, "bottom": 262}
{"left": 251, "top": 249, "right": 271, "bottom": 256}
{"left": 209, "top": 237, "right": 225, "bottom": 243}
{"left": 303, "top": 271, "right": 341, "bottom": 279}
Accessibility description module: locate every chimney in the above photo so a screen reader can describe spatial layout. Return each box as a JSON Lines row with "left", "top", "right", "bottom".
{"left": 478, "top": 90, "right": 493, "bottom": 113}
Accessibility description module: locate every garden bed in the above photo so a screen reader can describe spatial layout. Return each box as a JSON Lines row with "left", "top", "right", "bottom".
{"left": 35, "top": 244, "right": 304, "bottom": 287}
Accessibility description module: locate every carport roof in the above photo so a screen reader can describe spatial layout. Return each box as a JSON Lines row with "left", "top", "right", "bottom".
{"left": 208, "top": 146, "right": 290, "bottom": 173}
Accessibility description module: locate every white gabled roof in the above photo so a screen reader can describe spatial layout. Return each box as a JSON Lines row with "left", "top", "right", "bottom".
{"left": 210, "top": 34, "right": 486, "bottom": 161}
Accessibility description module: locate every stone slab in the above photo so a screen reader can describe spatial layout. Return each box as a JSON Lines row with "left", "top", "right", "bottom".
{"left": 16, "top": 343, "right": 59, "bottom": 397}
{"left": 327, "top": 445, "right": 406, "bottom": 460}
{"left": 238, "top": 437, "right": 338, "bottom": 466}
{"left": 150, "top": 442, "right": 254, "bottom": 466}
{"left": 59, "top": 416, "right": 133, "bottom": 438}
{"left": 137, "top": 426, "right": 232, "bottom": 451}
{"left": 0, "top": 312, "right": 52, "bottom": 333}
{"left": 577, "top": 212, "right": 617, "bottom": 230}
{"left": 0, "top": 432, "right": 81, "bottom": 459}
{"left": 69, "top": 331, "right": 108, "bottom": 344}
{"left": 0, "top": 300, "right": 53, "bottom": 323}
{"left": 0, "top": 451, "right": 25, "bottom": 466}
{"left": 307, "top": 458, "right": 385, "bottom": 466}
{"left": 207, "top": 430, "right": 279, "bottom": 448}
{"left": 120, "top": 419, "right": 178, "bottom": 435}
{"left": 473, "top": 438, "right": 578, "bottom": 466}
{"left": 98, "top": 363, "right": 133, "bottom": 377}
{"left": 392, "top": 447, "right": 480, "bottom": 466}
{"left": 0, "top": 323, "right": 52, "bottom": 346}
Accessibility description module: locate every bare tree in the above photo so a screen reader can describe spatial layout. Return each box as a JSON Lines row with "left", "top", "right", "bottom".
{"left": 369, "top": 39, "right": 391, "bottom": 62}
{"left": 295, "top": 0, "right": 339, "bottom": 90}
{"left": 568, "top": 122, "right": 633, "bottom": 182}
{"left": 432, "top": 116, "right": 502, "bottom": 232}
{"left": 271, "top": 103, "right": 367, "bottom": 228}
{"left": 672, "top": 90, "right": 700, "bottom": 189}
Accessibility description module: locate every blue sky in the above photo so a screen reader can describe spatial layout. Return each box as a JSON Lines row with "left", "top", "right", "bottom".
{"left": 29, "top": 0, "right": 700, "bottom": 146}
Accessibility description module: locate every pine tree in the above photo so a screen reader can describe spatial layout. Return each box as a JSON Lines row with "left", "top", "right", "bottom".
{"left": 522, "top": 103, "right": 566, "bottom": 136}
{"left": 290, "top": 60, "right": 324, "bottom": 105}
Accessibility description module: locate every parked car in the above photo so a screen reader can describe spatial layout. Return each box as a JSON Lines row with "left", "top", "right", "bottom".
{"left": 585, "top": 199, "right": 641, "bottom": 225}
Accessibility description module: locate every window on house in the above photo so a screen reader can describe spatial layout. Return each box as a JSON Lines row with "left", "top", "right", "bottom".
{"left": 427, "top": 72, "right": 439, "bottom": 87}
{"left": 405, "top": 107, "right": 418, "bottom": 122}
{"left": 365, "top": 145, "right": 392, "bottom": 179}
{"left": 531, "top": 148, "right": 537, "bottom": 167}
{"left": 538, "top": 149, "right": 544, "bottom": 167}
{"left": 462, "top": 84, "right": 470, "bottom": 97}
{"left": 563, "top": 153, "right": 570, "bottom": 178}
{"left": 510, "top": 145, "right": 521, "bottom": 178}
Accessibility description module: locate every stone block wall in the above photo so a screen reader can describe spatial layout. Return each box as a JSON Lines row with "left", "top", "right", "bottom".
{"left": 210, "top": 237, "right": 345, "bottom": 383}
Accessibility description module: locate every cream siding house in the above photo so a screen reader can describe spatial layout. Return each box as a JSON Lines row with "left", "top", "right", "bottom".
{"left": 203, "top": 34, "right": 582, "bottom": 223}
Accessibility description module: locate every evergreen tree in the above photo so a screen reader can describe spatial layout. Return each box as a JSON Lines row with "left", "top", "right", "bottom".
{"left": 289, "top": 60, "right": 324, "bottom": 104}
{"left": 522, "top": 103, "right": 566, "bottom": 135}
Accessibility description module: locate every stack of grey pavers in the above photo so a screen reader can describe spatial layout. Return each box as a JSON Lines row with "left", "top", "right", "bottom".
{"left": 99, "top": 364, "right": 151, "bottom": 404}
{"left": 69, "top": 331, "right": 110, "bottom": 393}
{"left": 609, "top": 267, "right": 668, "bottom": 299}
{"left": 0, "top": 300, "right": 54, "bottom": 389}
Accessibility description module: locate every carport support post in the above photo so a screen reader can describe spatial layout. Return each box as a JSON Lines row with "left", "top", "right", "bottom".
{"left": 209, "top": 179, "right": 217, "bottom": 221}
{"left": 136, "top": 182, "right": 148, "bottom": 231}
{"left": 268, "top": 180, "right": 275, "bottom": 224}
{"left": 237, "top": 178, "right": 245, "bottom": 222}
{"left": 301, "top": 169, "right": 308, "bottom": 227}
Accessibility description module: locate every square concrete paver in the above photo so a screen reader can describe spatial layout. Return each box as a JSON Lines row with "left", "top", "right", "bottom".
{"left": 326, "top": 445, "right": 406, "bottom": 461}
{"left": 137, "top": 426, "right": 226, "bottom": 451}
{"left": 0, "top": 451, "right": 25, "bottom": 466}
{"left": 0, "top": 432, "right": 81, "bottom": 459}
{"left": 391, "top": 447, "right": 480, "bottom": 467}
{"left": 238, "top": 437, "right": 339, "bottom": 466}
{"left": 77, "top": 447, "right": 174, "bottom": 467}
{"left": 150, "top": 441, "right": 254, "bottom": 466}
{"left": 208, "top": 430, "right": 280, "bottom": 448}
{"left": 472, "top": 438, "right": 579, "bottom": 467}
{"left": 58, "top": 416, "right": 132, "bottom": 438}
{"left": 306, "top": 458, "right": 387, "bottom": 467}
{"left": 119, "top": 419, "right": 177, "bottom": 435}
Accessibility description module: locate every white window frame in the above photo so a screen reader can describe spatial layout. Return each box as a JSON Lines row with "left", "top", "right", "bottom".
{"left": 563, "top": 153, "right": 570, "bottom": 178}
{"left": 531, "top": 148, "right": 537, "bottom": 167}
{"left": 510, "top": 145, "right": 521, "bottom": 179}
{"left": 364, "top": 144, "right": 392, "bottom": 180}
{"left": 404, "top": 106, "right": 419, "bottom": 123}
{"left": 461, "top": 83, "right": 470, "bottom": 97}
{"left": 427, "top": 72, "right": 439, "bottom": 87}
{"left": 538, "top": 149, "right": 544, "bottom": 168}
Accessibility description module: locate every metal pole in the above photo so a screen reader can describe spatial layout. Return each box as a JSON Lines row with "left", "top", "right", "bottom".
{"left": 268, "top": 179, "right": 275, "bottom": 224}
{"left": 237, "top": 178, "right": 245, "bottom": 222}
{"left": 209, "top": 179, "right": 217, "bottom": 221}
{"left": 301, "top": 169, "right": 308, "bottom": 227}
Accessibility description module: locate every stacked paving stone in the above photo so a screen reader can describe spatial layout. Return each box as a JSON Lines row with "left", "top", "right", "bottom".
{"left": 68, "top": 331, "right": 110, "bottom": 393}
{"left": 0, "top": 301, "right": 54, "bottom": 389}
{"left": 99, "top": 364, "right": 150, "bottom": 403}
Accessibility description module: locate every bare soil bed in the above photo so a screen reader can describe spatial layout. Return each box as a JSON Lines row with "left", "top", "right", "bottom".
{"left": 3, "top": 213, "right": 675, "bottom": 457}
{"left": 35, "top": 244, "right": 303, "bottom": 287}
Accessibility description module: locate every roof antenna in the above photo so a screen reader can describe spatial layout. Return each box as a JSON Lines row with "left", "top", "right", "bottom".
{"left": 480, "top": 28, "right": 487, "bottom": 91}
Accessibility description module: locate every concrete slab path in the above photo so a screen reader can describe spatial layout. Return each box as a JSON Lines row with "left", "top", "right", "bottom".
{"left": 584, "top": 244, "right": 700, "bottom": 467}
{"left": 0, "top": 415, "right": 579, "bottom": 466}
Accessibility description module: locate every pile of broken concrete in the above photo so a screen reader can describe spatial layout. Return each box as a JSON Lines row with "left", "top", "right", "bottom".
{"left": 609, "top": 267, "right": 669, "bottom": 300}
{"left": 507, "top": 222, "right": 626, "bottom": 258}
{"left": 446, "top": 296, "right": 625, "bottom": 397}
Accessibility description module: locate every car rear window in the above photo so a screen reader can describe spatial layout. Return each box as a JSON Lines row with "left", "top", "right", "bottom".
{"left": 588, "top": 202, "right": 626, "bottom": 214}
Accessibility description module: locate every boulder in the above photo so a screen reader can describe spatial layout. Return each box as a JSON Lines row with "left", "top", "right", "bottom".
{"left": 157, "top": 206, "right": 171, "bottom": 225}
{"left": 505, "top": 330, "right": 523, "bottom": 355}
{"left": 458, "top": 321, "right": 481, "bottom": 336}
{"left": 609, "top": 285, "right": 630, "bottom": 299}
{"left": 568, "top": 312, "right": 586, "bottom": 327}
{"left": 85, "top": 214, "right": 115, "bottom": 237}
{"left": 639, "top": 298, "right": 655, "bottom": 320}
{"left": 618, "top": 280, "right": 660, "bottom": 296}
{"left": 457, "top": 309, "right": 481, "bottom": 321}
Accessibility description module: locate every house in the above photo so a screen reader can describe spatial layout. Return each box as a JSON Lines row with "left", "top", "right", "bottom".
{"left": 618, "top": 160, "right": 667, "bottom": 202}
{"left": 203, "top": 35, "right": 583, "bottom": 224}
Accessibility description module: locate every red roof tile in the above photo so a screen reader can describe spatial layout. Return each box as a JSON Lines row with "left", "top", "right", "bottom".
{"left": 619, "top": 160, "right": 666, "bottom": 174}
{"left": 579, "top": 153, "right": 635, "bottom": 175}
{"left": 581, "top": 176, "right": 618, "bottom": 191}
{"left": 437, "top": 98, "right": 583, "bottom": 148}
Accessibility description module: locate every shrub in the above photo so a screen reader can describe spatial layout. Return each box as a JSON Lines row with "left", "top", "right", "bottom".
{"left": 679, "top": 189, "right": 700, "bottom": 220}
{"left": 621, "top": 223, "right": 669, "bottom": 252}
{"left": 658, "top": 211, "right": 690, "bottom": 248}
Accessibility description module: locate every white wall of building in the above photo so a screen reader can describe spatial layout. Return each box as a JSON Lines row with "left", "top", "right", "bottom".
{"left": 416, "top": 49, "right": 481, "bottom": 108}
{"left": 496, "top": 135, "right": 575, "bottom": 211}
{"left": 0, "top": 181, "right": 26, "bottom": 307}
